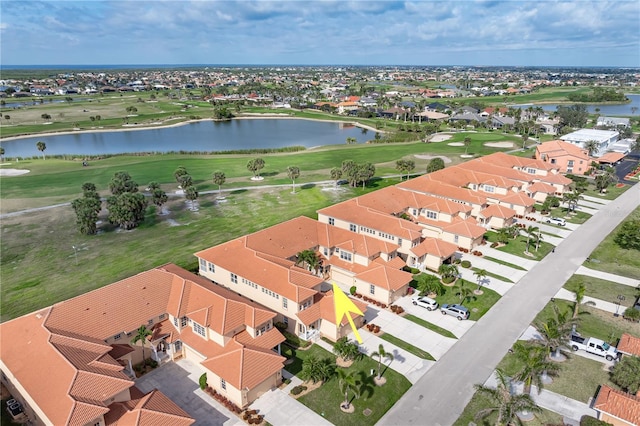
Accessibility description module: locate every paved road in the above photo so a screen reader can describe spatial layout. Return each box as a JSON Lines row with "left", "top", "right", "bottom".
{"left": 379, "top": 183, "right": 640, "bottom": 426}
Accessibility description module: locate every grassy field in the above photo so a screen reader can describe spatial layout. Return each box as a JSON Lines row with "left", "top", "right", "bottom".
{"left": 432, "top": 284, "right": 502, "bottom": 321}
{"left": 454, "top": 392, "right": 564, "bottom": 426}
{"left": 484, "top": 231, "right": 555, "bottom": 261}
{"left": 564, "top": 275, "right": 639, "bottom": 308}
{"left": 585, "top": 206, "right": 640, "bottom": 279}
{"left": 533, "top": 300, "right": 639, "bottom": 345}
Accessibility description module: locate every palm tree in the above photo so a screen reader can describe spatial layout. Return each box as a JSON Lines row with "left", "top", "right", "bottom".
{"left": 438, "top": 263, "right": 459, "bottom": 283}
{"left": 330, "top": 167, "right": 342, "bottom": 188}
{"left": 295, "top": 249, "right": 320, "bottom": 274}
{"left": 287, "top": 166, "right": 300, "bottom": 193}
{"left": 247, "top": 157, "right": 265, "bottom": 178}
{"left": 337, "top": 369, "right": 361, "bottom": 409}
{"left": 584, "top": 140, "right": 599, "bottom": 157}
{"left": 131, "top": 325, "right": 153, "bottom": 364}
{"left": 455, "top": 279, "right": 474, "bottom": 303}
{"left": 463, "top": 136, "right": 472, "bottom": 154}
{"left": 371, "top": 344, "right": 394, "bottom": 380}
{"left": 185, "top": 186, "right": 198, "bottom": 210}
{"left": 333, "top": 337, "right": 360, "bottom": 362}
{"left": 563, "top": 190, "right": 583, "bottom": 213}
{"left": 151, "top": 188, "right": 168, "bottom": 215}
{"left": 533, "top": 305, "right": 576, "bottom": 361}
{"left": 524, "top": 225, "right": 539, "bottom": 254}
{"left": 300, "top": 355, "right": 334, "bottom": 384}
{"left": 474, "top": 269, "right": 488, "bottom": 291}
{"left": 512, "top": 342, "right": 561, "bottom": 395}
{"left": 415, "top": 273, "right": 445, "bottom": 296}
{"left": 212, "top": 171, "right": 226, "bottom": 198}
{"left": 474, "top": 369, "right": 541, "bottom": 425}
{"left": 534, "top": 230, "right": 543, "bottom": 252}
{"left": 572, "top": 282, "right": 595, "bottom": 319}
{"left": 36, "top": 141, "right": 46, "bottom": 160}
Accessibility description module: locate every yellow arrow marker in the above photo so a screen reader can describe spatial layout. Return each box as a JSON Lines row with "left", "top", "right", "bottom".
{"left": 332, "top": 282, "right": 364, "bottom": 343}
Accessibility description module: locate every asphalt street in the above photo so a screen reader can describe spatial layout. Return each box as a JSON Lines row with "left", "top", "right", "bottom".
{"left": 379, "top": 182, "right": 640, "bottom": 426}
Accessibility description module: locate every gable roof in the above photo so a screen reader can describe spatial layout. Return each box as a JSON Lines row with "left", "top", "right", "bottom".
{"left": 410, "top": 238, "right": 458, "bottom": 259}
{"left": 105, "top": 389, "right": 194, "bottom": 426}
{"left": 479, "top": 204, "right": 517, "bottom": 219}
{"left": 617, "top": 333, "right": 640, "bottom": 356}
{"left": 537, "top": 139, "right": 590, "bottom": 161}
{"left": 594, "top": 385, "right": 640, "bottom": 425}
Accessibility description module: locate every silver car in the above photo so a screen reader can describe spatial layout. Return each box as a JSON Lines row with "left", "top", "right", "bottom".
{"left": 440, "top": 303, "right": 470, "bottom": 320}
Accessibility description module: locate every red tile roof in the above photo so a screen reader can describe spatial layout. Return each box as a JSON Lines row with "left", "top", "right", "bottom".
{"left": 594, "top": 385, "right": 640, "bottom": 425}
{"left": 355, "top": 265, "right": 412, "bottom": 291}
{"left": 410, "top": 238, "right": 458, "bottom": 259}
{"left": 617, "top": 333, "right": 640, "bottom": 356}
{"left": 479, "top": 204, "right": 516, "bottom": 219}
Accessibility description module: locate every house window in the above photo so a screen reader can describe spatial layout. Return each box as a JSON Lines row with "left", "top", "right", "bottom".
{"left": 159, "top": 313, "right": 166, "bottom": 320}
{"left": 173, "top": 317, "right": 178, "bottom": 327}
{"left": 193, "top": 322, "right": 206, "bottom": 337}
{"left": 221, "top": 378, "right": 226, "bottom": 390}
{"left": 567, "top": 160, "right": 574, "bottom": 167}
{"left": 349, "top": 224, "right": 356, "bottom": 232}
{"left": 283, "top": 316, "right": 289, "bottom": 326}
{"left": 426, "top": 210, "right": 437, "bottom": 220}
{"left": 199, "top": 258, "right": 207, "bottom": 270}
{"left": 550, "top": 159, "right": 556, "bottom": 164}
{"left": 484, "top": 185, "right": 495, "bottom": 193}
{"left": 323, "top": 247, "right": 328, "bottom": 256}
{"left": 208, "top": 263, "right": 215, "bottom": 273}
{"left": 369, "top": 285, "right": 375, "bottom": 295}
{"left": 114, "top": 333, "right": 122, "bottom": 340}
{"left": 398, "top": 238, "right": 403, "bottom": 246}
{"left": 328, "top": 217, "right": 335, "bottom": 225}
{"left": 148, "top": 319, "right": 154, "bottom": 326}
{"left": 454, "top": 235, "right": 459, "bottom": 243}
{"left": 283, "top": 298, "right": 288, "bottom": 309}
{"left": 527, "top": 168, "right": 536, "bottom": 174}
{"left": 230, "top": 273, "right": 238, "bottom": 284}
{"left": 412, "top": 209, "right": 418, "bottom": 216}
{"left": 180, "top": 316, "right": 188, "bottom": 327}
{"left": 340, "top": 251, "right": 352, "bottom": 262}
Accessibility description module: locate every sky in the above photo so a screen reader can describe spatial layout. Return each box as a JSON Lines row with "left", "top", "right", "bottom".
{"left": 1, "top": 0, "right": 639, "bottom": 67}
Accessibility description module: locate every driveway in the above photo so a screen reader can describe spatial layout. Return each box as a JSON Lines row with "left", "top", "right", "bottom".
{"left": 135, "top": 359, "right": 243, "bottom": 426}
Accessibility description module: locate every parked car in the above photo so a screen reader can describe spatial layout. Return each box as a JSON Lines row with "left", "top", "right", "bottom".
{"left": 440, "top": 303, "right": 469, "bottom": 320}
{"left": 546, "top": 217, "right": 566, "bottom": 226}
{"left": 569, "top": 332, "right": 619, "bottom": 361}
{"left": 412, "top": 296, "right": 438, "bottom": 311}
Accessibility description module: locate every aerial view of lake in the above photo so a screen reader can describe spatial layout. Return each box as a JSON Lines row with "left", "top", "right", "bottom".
{"left": 514, "top": 93, "right": 640, "bottom": 116}
{"left": 0, "top": 118, "right": 374, "bottom": 157}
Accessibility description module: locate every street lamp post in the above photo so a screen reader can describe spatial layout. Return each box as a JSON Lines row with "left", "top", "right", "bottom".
{"left": 614, "top": 294, "right": 625, "bottom": 317}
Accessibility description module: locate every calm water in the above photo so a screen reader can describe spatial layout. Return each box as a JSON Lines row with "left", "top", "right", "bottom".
{"left": 514, "top": 93, "right": 640, "bottom": 115}
{"left": 0, "top": 119, "right": 374, "bottom": 157}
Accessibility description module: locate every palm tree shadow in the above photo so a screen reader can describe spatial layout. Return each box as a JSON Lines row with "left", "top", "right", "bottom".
{"left": 300, "top": 183, "right": 315, "bottom": 190}
{"left": 357, "top": 371, "right": 375, "bottom": 399}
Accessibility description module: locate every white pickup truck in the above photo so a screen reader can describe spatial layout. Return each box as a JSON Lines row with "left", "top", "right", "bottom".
{"left": 569, "top": 332, "right": 619, "bottom": 361}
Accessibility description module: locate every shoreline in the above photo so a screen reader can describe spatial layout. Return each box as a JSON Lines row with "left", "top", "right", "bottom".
{"left": 0, "top": 113, "right": 383, "bottom": 143}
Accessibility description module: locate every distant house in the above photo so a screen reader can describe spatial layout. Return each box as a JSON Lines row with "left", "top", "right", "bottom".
{"left": 535, "top": 140, "right": 591, "bottom": 174}
{"left": 560, "top": 129, "right": 619, "bottom": 157}
{"left": 490, "top": 116, "right": 516, "bottom": 130}
{"left": 537, "top": 118, "right": 561, "bottom": 135}
{"left": 593, "top": 385, "right": 640, "bottom": 426}
{"left": 597, "top": 116, "right": 630, "bottom": 128}
{"left": 616, "top": 333, "right": 640, "bottom": 358}
{"left": 449, "top": 112, "right": 485, "bottom": 124}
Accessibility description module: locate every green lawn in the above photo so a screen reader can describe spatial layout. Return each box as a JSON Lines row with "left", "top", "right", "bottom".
{"left": 378, "top": 332, "right": 435, "bottom": 360}
{"left": 586, "top": 206, "right": 640, "bottom": 279}
{"left": 484, "top": 231, "right": 554, "bottom": 261}
{"left": 533, "top": 300, "right": 640, "bottom": 345}
{"left": 454, "top": 392, "right": 565, "bottom": 426}
{"left": 432, "top": 285, "right": 502, "bottom": 321}
{"left": 471, "top": 266, "right": 514, "bottom": 284}
{"left": 564, "top": 275, "right": 639, "bottom": 308}
{"left": 297, "top": 351, "right": 411, "bottom": 426}
{"left": 283, "top": 344, "right": 331, "bottom": 376}
{"left": 403, "top": 313, "right": 457, "bottom": 339}
{"left": 482, "top": 256, "right": 527, "bottom": 271}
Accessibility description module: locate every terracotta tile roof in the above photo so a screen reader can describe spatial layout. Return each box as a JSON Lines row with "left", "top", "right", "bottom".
{"left": 355, "top": 265, "right": 412, "bottom": 291}
{"left": 202, "top": 339, "right": 285, "bottom": 390}
{"left": 536, "top": 173, "right": 572, "bottom": 185}
{"left": 296, "top": 303, "right": 322, "bottom": 326}
{"left": 373, "top": 256, "right": 407, "bottom": 269}
{"left": 234, "top": 328, "right": 285, "bottom": 351}
{"left": 594, "top": 385, "right": 640, "bottom": 425}
{"left": 617, "top": 333, "right": 640, "bottom": 356}
{"left": 536, "top": 140, "right": 590, "bottom": 160}
{"left": 526, "top": 182, "right": 556, "bottom": 194}
{"left": 245, "top": 216, "right": 320, "bottom": 259}
{"left": 479, "top": 204, "right": 516, "bottom": 219}
{"left": 109, "top": 344, "right": 135, "bottom": 360}
{"left": 443, "top": 217, "right": 487, "bottom": 239}
{"left": 106, "top": 390, "right": 194, "bottom": 426}
{"left": 358, "top": 186, "right": 471, "bottom": 216}
{"left": 494, "top": 191, "right": 536, "bottom": 207}
{"left": 316, "top": 221, "right": 397, "bottom": 258}
{"left": 464, "top": 159, "right": 537, "bottom": 184}
{"left": 397, "top": 176, "right": 486, "bottom": 207}
{"left": 480, "top": 152, "right": 555, "bottom": 172}
{"left": 318, "top": 290, "right": 367, "bottom": 326}
{"left": 597, "top": 152, "right": 625, "bottom": 164}
{"left": 410, "top": 238, "right": 458, "bottom": 258}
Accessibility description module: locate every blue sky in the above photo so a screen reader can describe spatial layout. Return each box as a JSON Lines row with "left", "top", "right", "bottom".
{"left": 1, "top": 0, "right": 639, "bottom": 67}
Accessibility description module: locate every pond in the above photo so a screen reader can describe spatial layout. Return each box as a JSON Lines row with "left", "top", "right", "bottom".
{"left": 514, "top": 94, "right": 640, "bottom": 116}
{"left": 0, "top": 118, "right": 374, "bottom": 157}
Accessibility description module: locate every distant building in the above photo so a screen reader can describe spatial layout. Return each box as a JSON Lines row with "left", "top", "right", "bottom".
{"left": 535, "top": 140, "right": 591, "bottom": 174}
{"left": 559, "top": 129, "right": 619, "bottom": 157}
{"left": 597, "top": 116, "right": 630, "bottom": 128}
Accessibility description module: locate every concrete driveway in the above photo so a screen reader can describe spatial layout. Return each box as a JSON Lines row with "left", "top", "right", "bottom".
{"left": 135, "top": 359, "right": 243, "bottom": 426}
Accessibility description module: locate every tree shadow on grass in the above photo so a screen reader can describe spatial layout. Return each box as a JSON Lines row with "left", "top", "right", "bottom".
{"left": 357, "top": 371, "right": 376, "bottom": 400}
{"left": 300, "top": 183, "right": 316, "bottom": 190}
{"left": 261, "top": 171, "right": 279, "bottom": 177}
{"left": 230, "top": 189, "right": 247, "bottom": 195}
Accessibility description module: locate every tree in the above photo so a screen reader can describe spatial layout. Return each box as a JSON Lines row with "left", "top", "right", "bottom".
{"left": 151, "top": 188, "right": 168, "bottom": 214}
{"left": 299, "top": 355, "right": 334, "bottom": 384}
{"left": 345, "top": 137, "right": 357, "bottom": 144}
{"left": 463, "top": 136, "right": 472, "bottom": 154}
{"left": 426, "top": 157, "right": 445, "bottom": 173}
{"left": 330, "top": 167, "right": 342, "bottom": 188}
{"left": 356, "top": 162, "right": 376, "bottom": 188}
{"left": 131, "top": 325, "right": 153, "bottom": 364}
{"left": 107, "top": 192, "right": 148, "bottom": 230}
{"left": 474, "top": 269, "right": 488, "bottom": 291}
{"left": 395, "top": 159, "right": 416, "bottom": 181}
{"left": 174, "top": 166, "right": 188, "bottom": 183}
{"left": 496, "top": 227, "right": 510, "bottom": 244}
{"left": 295, "top": 249, "right": 321, "bottom": 274}
{"left": 533, "top": 305, "right": 576, "bottom": 360}
{"left": 572, "top": 282, "right": 595, "bottom": 318}
{"left": 614, "top": 219, "right": 640, "bottom": 251}
{"left": 212, "top": 171, "right": 226, "bottom": 198}
{"left": 415, "top": 273, "right": 445, "bottom": 296}
{"left": 0, "top": 146, "right": 4, "bottom": 160}
{"left": 185, "top": 186, "right": 198, "bottom": 210}
{"left": 524, "top": 225, "right": 539, "bottom": 254}
{"left": 178, "top": 173, "right": 193, "bottom": 189}
{"left": 512, "top": 342, "right": 561, "bottom": 395}
{"left": 521, "top": 133, "right": 529, "bottom": 150}
{"left": 36, "top": 141, "right": 46, "bottom": 160}
{"left": 455, "top": 279, "right": 474, "bottom": 303}
{"left": 610, "top": 355, "right": 640, "bottom": 394}
{"left": 337, "top": 369, "right": 361, "bottom": 409}
{"left": 71, "top": 196, "right": 100, "bottom": 235}
{"left": 438, "top": 263, "right": 459, "bottom": 283}
{"left": 556, "top": 104, "right": 589, "bottom": 128}
{"left": 474, "top": 369, "right": 541, "bottom": 425}
{"left": 333, "top": 337, "right": 360, "bottom": 362}
{"left": 595, "top": 173, "right": 614, "bottom": 194}
{"left": 371, "top": 344, "right": 394, "bottom": 380}
{"left": 247, "top": 158, "right": 265, "bottom": 178}
{"left": 109, "top": 171, "right": 139, "bottom": 196}
{"left": 584, "top": 140, "right": 599, "bottom": 157}
{"left": 287, "top": 166, "right": 300, "bottom": 193}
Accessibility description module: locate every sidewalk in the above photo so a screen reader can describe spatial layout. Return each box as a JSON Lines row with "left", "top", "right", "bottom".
{"left": 458, "top": 253, "right": 520, "bottom": 293}
{"left": 576, "top": 265, "right": 640, "bottom": 288}
{"left": 554, "top": 288, "right": 620, "bottom": 315}
{"left": 248, "top": 387, "right": 333, "bottom": 426}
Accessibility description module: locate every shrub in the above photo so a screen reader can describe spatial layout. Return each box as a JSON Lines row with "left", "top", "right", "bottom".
{"left": 460, "top": 260, "right": 471, "bottom": 268}
{"left": 290, "top": 385, "right": 307, "bottom": 395}
{"left": 442, "top": 276, "right": 456, "bottom": 284}
{"left": 283, "top": 378, "right": 291, "bottom": 385}
{"left": 410, "top": 267, "right": 420, "bottom": 274}
{"left": 274, "top": 321, "right": 287, "bottom": 330}
{"left": 146, "top": 359, "right": 158, "bottom": 368}
{"left": 199, "top": 373, "right": 208, "bottom": 390}
{"left": 623, "top": 307, "right": 640, "bottom": 322}
{"left": 580, "top": 415, "right": 611, "bottom": 426}
{"left": 350, "top": 286, "right": 357, "bottom": 295}
{"left": 453, "top": 258, "right": 461, "bottom": 264}
{"left": 490, "top": 242, "right": 498, "bottom": 248}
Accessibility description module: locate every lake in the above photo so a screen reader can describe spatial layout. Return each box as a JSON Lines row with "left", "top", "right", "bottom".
{"left": 0, "top": 118, "right": 374, "bottom": 157}
{"left": 514, "top": 93, "right": 640, "bottom": 116}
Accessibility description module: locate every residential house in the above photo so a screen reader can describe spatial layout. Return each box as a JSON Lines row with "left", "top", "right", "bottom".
{"left": 597, "top": 116, "right": 630, "bottom": 128}
{"left": 537, "top": 118, "right": 560, "bottom": 135}
{"left": 535, "top": 140, "right": 591, "bottom": 174}
{"left": 593, "top": 385, "right": 640, "bottom": 426}
{"left": 616, "top": 333, "right": 640, "bottom": 358}
{"left": 560, "top": 129, "right": 619, "bottom": 157}
{"left": 0, "top": 264, "right": 287, "bottom": 425}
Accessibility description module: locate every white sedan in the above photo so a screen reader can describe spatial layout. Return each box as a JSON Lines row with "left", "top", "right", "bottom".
{"left": 412, "top": 296, "right": 439, "bottom": 311}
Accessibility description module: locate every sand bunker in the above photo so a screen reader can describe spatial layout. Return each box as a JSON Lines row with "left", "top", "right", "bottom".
{"left": 429, "top": 134, "right": 453, "bottom": 142}
{"left": 484, "top": 142, "right": 514, "bottom": 148}
{"left": 448, "top": 142, "right": 464, "bottom": 146}
{"left": 0, "top": 168, "right": 30, "bottom": 176}
{"left": 414, "top": 155, "right": 452, "bottom": 164}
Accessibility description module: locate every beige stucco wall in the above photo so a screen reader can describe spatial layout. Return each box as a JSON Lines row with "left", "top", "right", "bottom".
{"left": 354, "top": 278, "right": 392, "bottom": 304}
{"left": 245, "top": 371, "right": 282, "bottom": 407}
{"left": 1, "top": 364, "right": 51, "bottom": 426}
{"left": 441, "top": 232, "right": 476, "bottom": 250}
{"left": 205, "top": 370, "right": 244, "bottom": 408}
{"left": 598, "top": 412, "right": 634, "bottom": 426}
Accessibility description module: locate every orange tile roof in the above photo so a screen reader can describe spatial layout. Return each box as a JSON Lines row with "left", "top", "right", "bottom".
{"left": 234, "top": 328, "right": 285, "bottom": 351}
{"left": 617, "top": 333, "right": 640, "bottom": 356}
{"left": 397, "top": 175, "right": 486, "bottom": 206}
{"left": 598, "top": 152, "right": 625, "bottom": 164}
{"left": 410, "top": 238, "right": 459, "bottom": 259}
{"left": 480, "top": 152, "right": 555, "bottom": 172}
{"left": 316, "top": 221, "right": 397, "bottom": 258}
{"left": 297, "top": 290, "right": 367, "bottom": 327}
{"left": 355, "top": 265, "right": 412, "bottom": 291}
{"left": 594, "top": 385, "right": 640, "bottom": 425}
{"left": 526, "top": 182, "right": 556, "bottom": 194}
{"left": 479, "top": 204, "right": 516, "bottom": 219}
{"left": 358, "top": 186, "right": 472, "bottom": 216}
{"left": 443, "top": 217, "right": 487, "bottom": 239}
{"left": 106, "top": 389, "right": 194, "bottom": 426}
{"left": 492, "top": 191, "right": 537, "bottom": 207}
